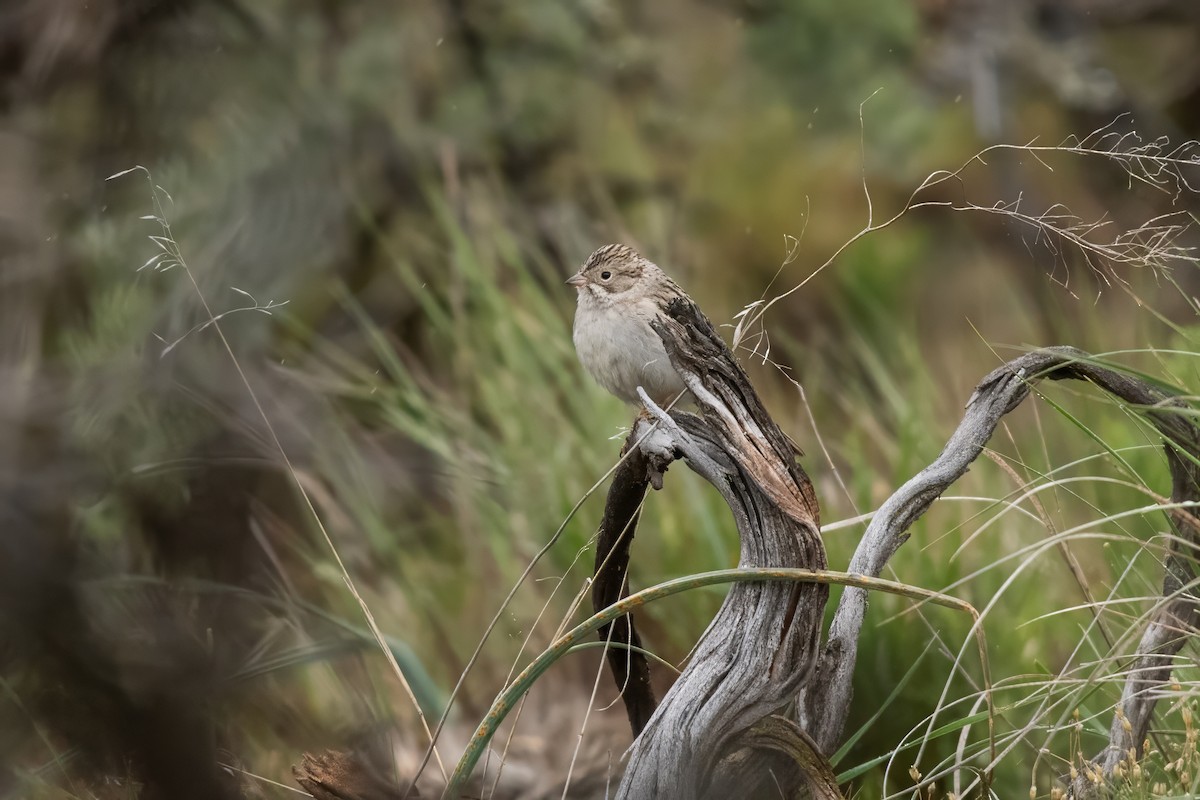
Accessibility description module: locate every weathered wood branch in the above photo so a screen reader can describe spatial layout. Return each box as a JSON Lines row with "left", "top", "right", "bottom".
{"left": 707, "top": 715, "right": 842, "bottom": 800}
{"left": 1067, "top": 444, "right": 1200, "bottom": 797}
{"left": 600, "top": 298, "right": 829, "bottom": 799}
{"left": 791, "top": 346, "right": 1200, "bottom": 793}
{"left": 605, "top": 338, "right": 1198, "bottom": 796}
{"left": 591, "top": 430, "right": 656, "bottom": 735}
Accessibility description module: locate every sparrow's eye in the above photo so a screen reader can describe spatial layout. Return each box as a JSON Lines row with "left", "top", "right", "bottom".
{"left": 600, "top": 271, "right": 612, "bottom": 281}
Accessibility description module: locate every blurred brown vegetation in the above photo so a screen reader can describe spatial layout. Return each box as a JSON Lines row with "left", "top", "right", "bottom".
{"left": 2, "top": 0, "right": 1200, "bottom": 797}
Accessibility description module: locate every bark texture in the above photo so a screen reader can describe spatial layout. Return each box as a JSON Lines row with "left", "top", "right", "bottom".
{"left": 591, "top": 430, "right": 656, "bottom": 735}
{"left": 608, "top": 297, "right": 830, "bottom": 799}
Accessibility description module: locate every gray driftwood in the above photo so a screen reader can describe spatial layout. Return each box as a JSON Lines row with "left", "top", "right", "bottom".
{"left": 606, "top": 297, "right": 829, "bottom": 799}
{"left": 604, "top": 333, "right": 1200, "bottom": 798}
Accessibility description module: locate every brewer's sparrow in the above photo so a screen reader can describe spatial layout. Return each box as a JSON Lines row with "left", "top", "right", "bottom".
{"left": 567, "top": 244, "right": 698, "bottom": 407}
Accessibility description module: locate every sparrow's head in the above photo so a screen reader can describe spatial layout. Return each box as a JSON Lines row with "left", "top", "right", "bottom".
{"left": 566, "top": 244, "right": 654, "bottom": 299}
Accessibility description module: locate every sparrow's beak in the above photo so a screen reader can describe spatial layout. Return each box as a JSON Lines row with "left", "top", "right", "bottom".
{"left": 565, "top": 272, "right": 587, "bottom": 288}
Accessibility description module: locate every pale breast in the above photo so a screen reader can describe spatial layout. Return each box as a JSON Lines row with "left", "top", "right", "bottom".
{"left": 573, "top": 298, "right": 687, "bottom": 406}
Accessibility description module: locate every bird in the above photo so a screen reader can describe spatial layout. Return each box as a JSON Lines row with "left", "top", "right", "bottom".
{"left": 567, "top": 244, "right": 695, "bottom": 408}
{"left": 570, "top": 244, "right": 809, "bottom": 508}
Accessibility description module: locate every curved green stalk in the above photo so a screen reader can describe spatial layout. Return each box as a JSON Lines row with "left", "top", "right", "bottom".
{"left": 443, "top": 567, "right": 986, "bottom": 798}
